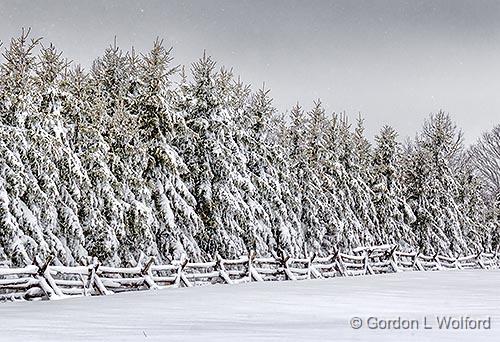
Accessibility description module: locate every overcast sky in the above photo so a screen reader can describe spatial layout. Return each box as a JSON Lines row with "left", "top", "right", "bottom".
{"left": 0, "top": 0, "right": 499, "bottom": 143}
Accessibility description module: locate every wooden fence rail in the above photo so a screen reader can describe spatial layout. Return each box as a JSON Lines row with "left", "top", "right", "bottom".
{"left": 1, "top": 245, "right": 498, "bottom": 302}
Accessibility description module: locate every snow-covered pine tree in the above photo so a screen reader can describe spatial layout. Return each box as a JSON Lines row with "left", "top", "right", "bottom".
{"left": 280, "top": 103, "right": 312, "bottom": 253}
{"left": 320, "top": 113, "right": 377, "bottom": 250}
{"left": 403, "top": 111, "right": 472, "bottom": 255}
{"left": 134, "top": 39, "right": 202, "bottom": 260}
{"left": 222, "top": 79, "right": 272, "bottom": 253}
{"left": 299, "top": 100, "right": 332, "bottom": 252}
{"left": 468, "top": 125, "right": 500, "bottom": 247}
{"left": 371, "top": 125, "right": 416, "bottom": 248}
{"left": 239, "top": 85, "right": 303, "bottom": 255}
{"left": 0, "top": 29, "right": 42, "bottom": 265}
{"left": 453, "top": 151, "right": 494, "bottom": 252}
{"left": 287, "top": 102, "right": 307, "bottom": 162}
{"left": 73, "top": 41, "right": 138, "bottom": 264}
{"left": 173, "top": 53, "right": 260, "bottom": 257}
{"left": 0, "top": 28, "right": 41, "bottom": 127}
{"left": 28, "top": 42, "right": 90, "bottom": 264}
{"left": 352, "top": 114, "right": 372, "bottom": 182}
{"left": 61, "top": 63, "right": 121, "bottom": 264}
{"left": 0, "top": 32, "right": 87, "bottom": 265}
{"left": 0, "top": 31, "right": 78, "bottom": 265}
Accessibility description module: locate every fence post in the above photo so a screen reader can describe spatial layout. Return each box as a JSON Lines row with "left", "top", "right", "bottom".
{"left": 455, "top": 253, "right": 462, "bottom": 270}
{"left": 175, "top": 255, "right": 192, "bottom": 288}
{"left": 388, "top": 245, "right": 401, "bottom": 273}
{"left": 433, "top": 251, "right": 443, "bottom": 271}
{"left": 33, "top": 256, "right": 57, "bottom": 299}
{"left": 305, "top": 253, "right": 311, "bottom": 279}
{"left": 364, "top": 250, "right": 374, "bottom": 275}
{"left": 215, "top": 252, "right": 233, "bottom": 285}
{"left": 477, "top": 251, "right": 486, "bottom": 269}
{"left": 308, "top": 253, "right": 322, "bottom": 279}
{"left": 142, "top": 256, "right": 159, "bottom": 290}
{"left": 281, "top": 252, "right": 296, "bottom": 281}
{"left": 79, "top": 257, "right": 94, "bottom": 296}
{"left": 248, "top": 250, "right": 263, "bottom": 282}
{"left": 333, "top": 248, "right": 347, "bottom": 277}
{"left": 495, "top": 246, "right": 500, "bottom": 269}
{"left": 247, "top": 250, "right": 254, "bottom": 282}
{"left": 414, "top": 252, "right": 425, "bottom": 271}
{"left": 38, "top": 255, "right": 64, "bottom": 297}
{"left": 90, "top": 257, "right": 112, "bottom": 295}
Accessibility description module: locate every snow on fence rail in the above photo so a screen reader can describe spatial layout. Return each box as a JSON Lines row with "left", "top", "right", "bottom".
{"left": 1, "top": 245, "right": 498, "bottom": 302}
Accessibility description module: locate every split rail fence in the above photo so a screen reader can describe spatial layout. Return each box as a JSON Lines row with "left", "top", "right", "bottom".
{"left": 1, "top": 245, "right": 498, "bottom": 302}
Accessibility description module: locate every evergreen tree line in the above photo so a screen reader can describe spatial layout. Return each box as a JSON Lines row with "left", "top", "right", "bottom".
{"left": 0, "top": 31, "right": 498, "bottom": 266}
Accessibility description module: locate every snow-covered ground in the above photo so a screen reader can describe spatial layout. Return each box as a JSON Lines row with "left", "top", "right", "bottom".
{"left": 0, "top": 269, "right": 499, "bottom": 341}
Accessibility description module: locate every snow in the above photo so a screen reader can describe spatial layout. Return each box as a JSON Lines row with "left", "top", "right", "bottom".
{"left": 1, "top": 269, "right": 499, "bottom": 341}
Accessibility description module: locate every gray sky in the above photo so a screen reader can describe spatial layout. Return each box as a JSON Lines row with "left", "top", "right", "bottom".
{"left": 1, "top": 0, "right": 499, "bottom": 143}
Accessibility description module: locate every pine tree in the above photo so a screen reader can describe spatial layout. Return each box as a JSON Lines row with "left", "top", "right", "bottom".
{"left": 0, "top": 28, "right": 41, "bottom": 127}
{"left": 242, "top": 85, "right": 303, "bottom": 255}
{"left": 371, "top": 126, "right": 416, "bottom": 247}
{"left": 403, "top": 111, "right": 470, "bottom": 254}
{"left": 468, "top": 125, "right": 500, "bottom": 249}
{"left": 134, "top": 39, "right": 202, "bottom": 260}
{"left": 321, "top": 113, "right": 377, "bottom": 250}
{"left": 352, "top": 114, "right": 372, "bottom": 181}
{"left": 174, "top": 53, "right": 257, "bottom": 257}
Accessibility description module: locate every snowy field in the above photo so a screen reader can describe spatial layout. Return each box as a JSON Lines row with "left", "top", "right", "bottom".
{"left": 0, "top": 269, "right": 499, "bottom": 341}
